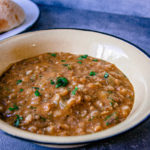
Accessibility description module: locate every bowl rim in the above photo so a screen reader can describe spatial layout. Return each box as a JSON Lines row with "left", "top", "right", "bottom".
{"left": 2, "top": 114, "right": 150, "bottom": 145}
{"left": 1, "top": 28, "right": 150, "bottom": 58}
{"left": 0, "top": 28, "right": 150, "bottom": 145}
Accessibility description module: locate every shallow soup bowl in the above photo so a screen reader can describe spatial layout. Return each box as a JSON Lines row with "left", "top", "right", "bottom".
{"left": 0, "top": 29, "right": 150, "bottom": 148}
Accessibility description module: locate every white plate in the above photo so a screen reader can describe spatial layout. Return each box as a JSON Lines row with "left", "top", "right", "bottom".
{"left": 0, "top": 0, "right": 40, "bottom": 41}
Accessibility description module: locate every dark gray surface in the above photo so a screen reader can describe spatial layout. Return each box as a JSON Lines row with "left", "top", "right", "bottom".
{"left": 32, "top": 0, "right": 150, "bottom": 18}
{"left": 30, "top": 5, "right": 150, "bottom": 54}
{"left": 0, "top": 3, "right": 150, "bottom": 150}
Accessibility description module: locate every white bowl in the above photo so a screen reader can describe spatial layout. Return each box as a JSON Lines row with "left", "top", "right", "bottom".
{"left": 0, "top": 29, "right": 150, "bottom": 148}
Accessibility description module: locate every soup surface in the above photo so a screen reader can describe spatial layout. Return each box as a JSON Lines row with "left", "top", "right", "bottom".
{"left": 0, "top": 52, "right": 134, "bottom": 136}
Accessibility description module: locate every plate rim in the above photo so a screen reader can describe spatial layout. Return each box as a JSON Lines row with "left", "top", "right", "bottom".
{"left": 0, "top": 0, "right": 40, "bottom": 41}
{"left": 0, "top": 28, "right": 150, "bottom": 59}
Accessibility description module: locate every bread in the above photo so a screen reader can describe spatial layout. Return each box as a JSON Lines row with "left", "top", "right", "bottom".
{"left": 0, "top": 0, "right": 25, "bottom": 33}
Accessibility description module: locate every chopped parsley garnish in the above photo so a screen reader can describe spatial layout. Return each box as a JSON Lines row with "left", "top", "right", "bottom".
{"left": 107, "top": 91, "right": 112, "bottom": 94}
{"left": 40, "top": 116, "right": 46, "bottom": 122}
{"left": 63, "top": 64, "right": 72, "bottom": 70}
{"left": 67, "top": 66, "right": 71, "bottom": 70}
{"left": 104, "top": 112, "right": 118, "bottom": 126}
{"left": 30, "top": 106, "right": 36, "bottom": 109}
{"left": 104, "top": 114, "right": 112, "bottom": 121}
{"left": 111, "top": 99, "right": 116, "bottom": 103}
{"left": 78, "top": 55, "right": 88, "bottom": 60}
{"left": 16, "top": 80, "right": 22, "bottom": 85}
{"left": 77, "top": 61, "right": 82, "bottom": 64}
{"left": 88, "top": 116, "right": 95, "bottom": 121}
{"left": 56, "top": 77, "right": 69, "bottom": 88}
{"left": 109, "top": 99, "right": 117, "bottom": 107}
{"left": 4, "top": 87, "right": 10, "bottom": 91}
{"left": 63, "top": 64, "right": 69, "bottom": 66}
{"left": 14, "top": 115, "right": 23, "bottom": 127}
{"left": 61, "top": 60, "right": 66, "bottom": 62}
{"left": 51, "top": 53, "right": 56, "bottom": 57}
{"left": 30, "top": 79, "right": 34, "bottom": 82}
{"left": 106, "top": 122, "right": 110, "bottom": 126}
{"left": 104, "top": 72, "right": 109, "bottom": 78}
{"left": 110, "top": 102, "right": 113, "bottom": 106}
{"left": 92, "top": 59, "right": 98, "bottom": 62}
{"left": 34, "top": 90, "right": 41, "bottom": 96}
{"left": 32, "top": 87, "right": 39, "bottom": 90}
{"left": 19, "top": 88, "right": 24, "bottom": 92}
{"left": 72, "top": 86, "right": 78, "bottom": 95}
{"left": 50, "top": 80, "right": 55, "bottom": 85}
{"left": 89, "top": 71, "right": 96, "bottom": 76}
{"left": 88, "top": 118, "right": 92, "bottom": 121}
{"left": 9, "top": 104, "right": 19, "bottom": 111}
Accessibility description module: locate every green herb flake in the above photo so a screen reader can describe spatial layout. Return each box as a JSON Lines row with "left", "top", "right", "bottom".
{"left": 89, "top": 71, "right": 96, "bottom": 76}
{"left": 104, "top": 112, "right": 118, "bottom": 125}
{"left": 63, "top": 64, "right": 69, "bottom": 66}
{"left": 109, "top": 99, "right": 117, "bottom": 107}
{"left": 78, "top": 57, "right": 83, "bottom": 60}
{"left": 61, "top": 60, "right": 66, "bottom": 62}
{"left": 106, "top": 122, "right": 110, "bottom": 126}
{"left": 62, "top": 64, "right": 72, "bottom": 70}
{"left": 30, "top": 106, "right": 36, "bottom": 109}
{"left": 4, "top": 87, "right": 10, "bottom": 91}
{"left": 104, "top": 72, "right": 109, "bottom": 78}
{"left": 50, "top": 80, "right": 55, "bottom": 85}
{"left": 104, "top": 114, "right": 112, "bottom": 121}
{"left": 72, "top": 86, "right": 78, "bottom": 95}
{"left": 9, "top": 104, "right": 19, "bottom": 111}
{"left": 77, "top": 61, "right": 82, "bottom": 64}
{"left": 56, "top": 77, "right": 69, "bottom": 88}
{"left": 111, "top": 99, "right": 116, "bottom": 103}
{"left": 51, "top": 53, "right": 56, "bottom": 57}
{"left": 78, "top": 54, "right": 88, "bottom": 60}
{"left": 16, "top": 80, "right": 22, "bottom": 85}
{"left": 110, "top": 102, "right": 113, "bottom": 106}
{"left": 14, "top": 115, "right": 23, "bottom": 127}
{"left": 88, "top": 116, "right": 95, "bottom": 121}
{"left": 107, "top": 91, "right": 112, "bottom": 94}
{"left": 92, "top": 59, "right": 98, "bottom": 62}
{"left": 40, "top": 116, "right": 46, "bottom": 122}
{"left": 115, "top": 115, "right": 119, "bottom": 120}
{"left": 19, "top": 88, "right": 24, "bottom": 92}
{"left": 67, "top": 66, "right": 71, "bottom": 70}
{"left": 34, "top": 90, "right": 41, "bottom": 96}
{"left": 88, "top": 118, "right": 92, "bottom": 121}
{"left": 30, "top": 79, "right": 34, "bottom": 82}
{"left": 32, "top": 87, "right": 39, "bottom": 90}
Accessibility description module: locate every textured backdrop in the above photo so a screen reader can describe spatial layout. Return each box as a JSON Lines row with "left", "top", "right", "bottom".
{"left": 32, "top": 0, "right": 150, "bottom": 18}
{"left": 0, "top": 0, "right": 150, "bottom": 150}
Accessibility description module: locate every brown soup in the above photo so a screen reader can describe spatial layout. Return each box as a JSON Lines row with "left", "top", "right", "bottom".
{"left": 0, "top": 52, "right": 134, "bottom": 136}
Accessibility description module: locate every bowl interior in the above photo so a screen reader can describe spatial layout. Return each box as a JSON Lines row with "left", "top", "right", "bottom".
{"left": 0, "top": 29, "right": 150, "bottom": 144}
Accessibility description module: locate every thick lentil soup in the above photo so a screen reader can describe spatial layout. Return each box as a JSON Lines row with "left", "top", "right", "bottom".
{"left": 0, "top": 52, "right": 134, "bottom": 136}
